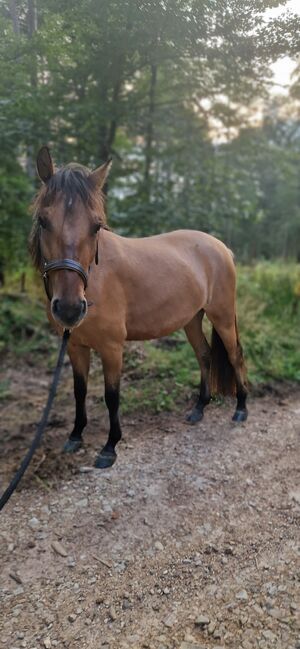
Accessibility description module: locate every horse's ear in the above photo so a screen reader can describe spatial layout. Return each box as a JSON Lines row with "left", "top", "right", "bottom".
{"left": 36, "top": 146, "right": 54, "bottom": 183}
{"left": 90, "top": 158, "right": 112, "bottom": 189}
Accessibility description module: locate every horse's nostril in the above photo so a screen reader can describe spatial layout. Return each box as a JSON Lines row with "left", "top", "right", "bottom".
{"left": 81, "top": 300, "right": 87, "bottom": 315}
{"left": 52, "top": 298, "right": 60, "bottom": 315}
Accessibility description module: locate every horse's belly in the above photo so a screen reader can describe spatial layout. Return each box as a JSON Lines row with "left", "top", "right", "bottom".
{"left": 125, "top": 283, "right": 206, "bottom": 340}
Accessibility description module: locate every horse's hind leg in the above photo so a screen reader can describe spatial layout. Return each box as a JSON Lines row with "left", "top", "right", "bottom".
{"left": 185, "top": 310, "right": 211, "bottom": 424}
{"left": 95, "top": 344, "right": 123, "bottom": 469}
{"left": 208, "top": 313, "right": 248, "bottom": 422}
{"left": 63, "top": 343, "right": 90, "bottom": 453}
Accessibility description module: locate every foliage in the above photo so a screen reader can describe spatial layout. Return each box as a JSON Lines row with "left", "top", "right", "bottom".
{"left": 237, "top": 263, "right": 300, "bottom": 382}
{"left": 0, "top": 1, "right": 300, "bottom": 275}
{"left": 0, "top": 291, "right": 55, "bottom": 357}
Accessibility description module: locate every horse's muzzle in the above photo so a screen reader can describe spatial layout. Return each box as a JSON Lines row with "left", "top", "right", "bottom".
{"left": 51, "top": 297, "right": 87, "bottom": 328}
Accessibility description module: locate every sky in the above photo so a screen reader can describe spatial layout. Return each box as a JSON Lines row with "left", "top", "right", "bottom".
{"left": 267, "top": 0, "right": 300, "bottom": 93}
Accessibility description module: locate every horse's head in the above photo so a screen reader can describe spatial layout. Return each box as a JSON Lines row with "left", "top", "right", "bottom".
{"left": 30, "top": 147, "right": 111, "bottom": 329}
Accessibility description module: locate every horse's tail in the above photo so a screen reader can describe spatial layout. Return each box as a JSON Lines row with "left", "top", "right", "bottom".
{"left": 210, "top": 318, "right": 239, "bottom": 397}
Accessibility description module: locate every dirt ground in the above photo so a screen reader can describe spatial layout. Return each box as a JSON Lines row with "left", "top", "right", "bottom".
{"left": 0, "top": 353, "right": 299, "bottom": 649}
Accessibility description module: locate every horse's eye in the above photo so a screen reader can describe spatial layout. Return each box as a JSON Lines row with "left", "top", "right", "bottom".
{"left": 39, "top": 216, "right": 49, "bottom": 230}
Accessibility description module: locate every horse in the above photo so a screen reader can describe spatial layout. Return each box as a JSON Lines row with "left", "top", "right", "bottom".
{"left": 29, "top": 146, "right": 248, "bottom": 469}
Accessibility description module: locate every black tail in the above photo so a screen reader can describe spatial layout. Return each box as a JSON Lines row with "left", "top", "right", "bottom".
{"left": 210, "top": 327, "right": 236, "bottom": 396}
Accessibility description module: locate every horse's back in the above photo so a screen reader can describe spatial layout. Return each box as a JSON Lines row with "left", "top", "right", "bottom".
{"left": 104, "top": 229, "right": 233, "bottom": 272}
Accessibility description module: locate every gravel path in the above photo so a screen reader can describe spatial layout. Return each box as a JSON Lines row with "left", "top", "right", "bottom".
{"left": 0, "top": 359, "right": 299, "bottom": 649}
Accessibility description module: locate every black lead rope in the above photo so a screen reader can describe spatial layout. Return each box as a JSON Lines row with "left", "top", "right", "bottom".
{"left": 0, "top": 329, "right": 70, "bottom": 512}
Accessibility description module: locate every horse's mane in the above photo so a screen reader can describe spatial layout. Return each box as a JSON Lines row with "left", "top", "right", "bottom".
{"left": 29, "top": 164, "right": 108, "bottom": 270}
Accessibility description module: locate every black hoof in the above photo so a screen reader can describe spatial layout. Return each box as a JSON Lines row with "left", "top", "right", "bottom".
{"left": 186, "top": 407, "right": 204, "bottom": 424}
{"left": 63, "top": 438, "right": 82, "bottom": 454}
{"left": 232, "top": 409, "right": 248, "bottom": 422}
{"left": 94, "top": 450, "right": 117, "bottom": 469}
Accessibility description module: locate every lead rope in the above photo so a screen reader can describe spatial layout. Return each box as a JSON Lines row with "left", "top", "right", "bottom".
{"left": 0, "top": 329, "right": 70, "bottom": 512}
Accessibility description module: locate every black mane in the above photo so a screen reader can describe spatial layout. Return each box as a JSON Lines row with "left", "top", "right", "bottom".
{"left": 44, "top": 164, "right": 95, "bottom": 210}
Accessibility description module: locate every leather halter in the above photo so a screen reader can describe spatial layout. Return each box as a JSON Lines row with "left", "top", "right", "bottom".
{"left": 43, "top": 258, "right": 89, "bottom": 301}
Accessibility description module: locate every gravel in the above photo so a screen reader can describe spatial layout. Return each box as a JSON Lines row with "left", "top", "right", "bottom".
{"left": 0, "top": 360, "right": 299, "bottom": 649}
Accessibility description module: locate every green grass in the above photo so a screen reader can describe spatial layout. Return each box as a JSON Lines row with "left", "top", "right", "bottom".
{"left": 122, "top": 337, "right": 200, "bottom": 414}
{"left": 237, "top": 263, "right": 300, "bottom": 383}
{"left": 0, "top": 271, "right": 57, "bottom": 363}
{"left": 1, "top": 263, "right": 299, "bottom": 414}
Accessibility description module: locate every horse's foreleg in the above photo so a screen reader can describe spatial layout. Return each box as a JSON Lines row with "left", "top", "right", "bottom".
{"left": 185, "top": 310, "right": 211, "bottom": 424}
{"left": 95, "top": 345, "right": 123, "bottom": 469}
{"left": 63, "top": 343, "right": 90, "bottom": 453}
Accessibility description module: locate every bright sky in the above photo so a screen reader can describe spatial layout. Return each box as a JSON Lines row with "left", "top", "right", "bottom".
{"left": 266, "top": 0, "right": 300, "bottom": 93}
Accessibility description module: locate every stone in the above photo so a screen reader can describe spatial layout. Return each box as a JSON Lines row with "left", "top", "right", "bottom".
{"left": 195, "top": 615, "right": 210, "bottom": 627}
{"left": 289, "top": 489, "right": 300, "bottom": 505}
{"left": 109, "top": 606, "right": 117, "bottom": 621}
{"left": 241, "top": 642, "right": 253, "bottom": 649}
{"left": 236, "top": 590, "right": 248, "bottom": 601}
{"left": 163, "top": 611, "right": 177, "bottom": 627}
{"left": 179, "top": 640, "right": 206, "bottom": 649}
{"left": 262, "top": 630, "right": 276, "bottom": 642}
{"left": 77, "top": 498, "right": 88, "bottom": 507}
{"left": 9, "top": 571, "right": 22, "bottom": 585}
{"left": 51, "top": 541, "right": 68, "bottom": 557}
{"left": 268, "top": 608, "right": 287, "bottom": 621}
{"left": 28, "top": 517, "right": 40, "bottom": 530}
{"left": 68, "top": 613, "right": 77, "bottom": 623}
{"left": 154, "top": 541, "right": 164, "bottom": 551}
{"left": 43, "top": 638, "right": 51, "bottom": 649}
{"left": 208, "top": 621, "right": 216, "bottom": 635}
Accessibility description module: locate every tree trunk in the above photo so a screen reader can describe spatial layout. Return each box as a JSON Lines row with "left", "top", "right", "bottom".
{"left": 144, "top": 63, "right": 157, "bottom": 200}
{"left": 98, "top": 76, "right": 123, "bottom": 198}
{"left": 26, "top": 0, "right": 38, "bottom": 178}
{"left": 9, "top": 0, "right": 20, "bottom": 35}
{"left": 20, "top": 272, "right": 26, "bottom": 293}
{"left": 27, "top": 0, "right": 37, "bottom": 38}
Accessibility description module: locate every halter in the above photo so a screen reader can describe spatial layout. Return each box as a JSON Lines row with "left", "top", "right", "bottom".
{"left": 42, "top": 258, "right": 89, "bottom": 301}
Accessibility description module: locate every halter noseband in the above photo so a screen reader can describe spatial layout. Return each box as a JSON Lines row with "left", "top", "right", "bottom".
{"left": 43, "top": 259, "right": 89, "bottom": 301}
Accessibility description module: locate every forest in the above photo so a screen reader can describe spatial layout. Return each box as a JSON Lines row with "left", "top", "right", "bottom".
{"left": 0, "top": 0, "right": 299, "bottom": 383}
{"left": 1, "top": 0, "right": 300, "bottom": 272}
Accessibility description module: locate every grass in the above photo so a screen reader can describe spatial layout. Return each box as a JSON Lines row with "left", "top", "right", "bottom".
{"left": 122, "top": 337, "right": 200, "bottom": 414}
{"left": 1, "top": 262, "right": 299, "bottom": 414}
{"left": 237, "top": 263, "right": 300, "bottom": 383}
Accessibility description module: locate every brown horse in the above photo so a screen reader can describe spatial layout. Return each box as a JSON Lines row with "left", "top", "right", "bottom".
{"left": 29, "top": 147, "right": 248, "bottom": 469}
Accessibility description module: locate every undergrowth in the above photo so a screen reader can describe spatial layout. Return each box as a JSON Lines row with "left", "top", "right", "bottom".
{"left": 0, "top": 262, "right": 299, "bottom": 413}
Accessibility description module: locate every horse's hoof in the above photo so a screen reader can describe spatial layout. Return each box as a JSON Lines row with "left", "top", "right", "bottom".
{"left": 63, "top": 438, "right": 82, "bottom": 454}
{"left": 94, "top": 450, "right": 117, "bottom": 469}
{"left": 186, "top": 407, "right": 204, "bottom": 424}
{"left": 232, "top": 409, "right": 248, "bottom": 422}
